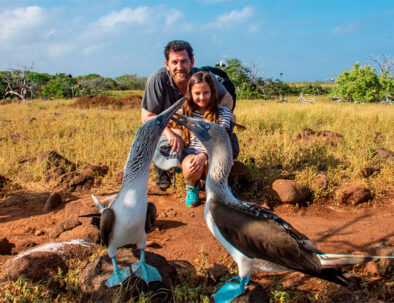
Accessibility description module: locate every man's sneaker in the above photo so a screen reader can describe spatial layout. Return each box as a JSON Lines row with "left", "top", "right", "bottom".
{"left": 154, "top": 166, "right": 171, "bottom": 190}
{"left": 186, "top": 182, "right": 200, "bottom": 207}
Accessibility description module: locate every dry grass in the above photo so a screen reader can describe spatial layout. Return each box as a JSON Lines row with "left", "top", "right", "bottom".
{"left": 235, "top": 96, "right": 393, "bottom": 200}
{"left": 1, "top": 95, "right": 393, "bottom": 200}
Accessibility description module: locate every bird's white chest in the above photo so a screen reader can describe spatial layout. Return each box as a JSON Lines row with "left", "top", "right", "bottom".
{"left": 112, "top": 178, "right": 148, "bottom": 228}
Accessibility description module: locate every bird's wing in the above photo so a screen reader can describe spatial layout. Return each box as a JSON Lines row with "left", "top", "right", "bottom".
{"left": 209, "top": 200, "right": 322, "bottom": 273}
{"left": 100, "top": 208, "right": 115, "bottom": 247}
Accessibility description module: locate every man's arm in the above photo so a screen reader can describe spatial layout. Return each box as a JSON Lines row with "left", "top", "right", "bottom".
{"left": 141, "top": 107, "right": 182, "bottom": 152}
{"left": 141, "top": 107, "right": 157, "bottom": 123}
{"left": 219, "top": 91, "right": 234, "bottom": 111}
{"left": 219, "top": 92, "right": 236, "bottom": 123}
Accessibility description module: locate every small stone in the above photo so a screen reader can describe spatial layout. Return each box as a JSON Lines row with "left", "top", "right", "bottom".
{"left": 314, "top": 173, "right": 329, "bottom": 189}
{"left": 272, "top": 179, "right": 311, "bottom": 204}
{"left": 0, "top": 238, "right": 15, "bottom": 254}
{"left": 146, "top": 240, "right": 163, "bottom": 248}
{"left": 3, "top": 251, "right": 68, "bottom": 283}
{"left": 364, "top": 261, "right": 380, "bottom": 277}
{"left": 206, "top": 263, "right": 229, "bottom": 282}
{"left": 361, "top": 166, "right": 380, "bottom": 177}
{"left": 35, "top": 230, "right": 45, "bottom": 236}
{"left": 375, "top": 147, "right": 394, "bottom": 161}
{"left": 334, "top": 185, "right": 372, "bottom": 206}
{"left": 229, "top": 161, "right": 249, "bottom": 183}
{"left": 49, "top": 219, "right": 81, "bottom": 238}
{"left": 166, "top": 209, "right": 177, "bottom": 217}
{"left": 43, "top": 192, "right": 63, "bottom": 212}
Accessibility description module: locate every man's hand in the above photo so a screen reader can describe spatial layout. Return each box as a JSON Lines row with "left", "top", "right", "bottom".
{"left": 164, "top": 128, "right": 182, "bottom": 152}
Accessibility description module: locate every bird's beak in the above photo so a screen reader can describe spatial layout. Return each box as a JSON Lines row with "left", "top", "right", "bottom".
{"left": 158, "top": 97, "right": 187, "bottom": 125}
{"left": 172, "top": 113, "right": 211, "bottom": 142}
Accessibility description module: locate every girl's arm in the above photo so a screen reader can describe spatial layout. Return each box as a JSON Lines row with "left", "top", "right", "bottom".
{"left": 217, "top": 106, "right": 232, "bottom": 130}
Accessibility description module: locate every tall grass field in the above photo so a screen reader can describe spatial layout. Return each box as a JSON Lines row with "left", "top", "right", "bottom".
{"left": 0, "top": 94, "right": 393, "bottom": 302}
{"left": 0, "top": 95, "right": 393, "bottom": 200}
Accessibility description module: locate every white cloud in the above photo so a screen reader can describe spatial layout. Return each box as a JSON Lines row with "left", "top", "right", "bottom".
{"left": 248, "top": 23, "right": 260, "bottom": 33}
{"left": 197, "top": 0, "right": 234, "bottom": 3}
{"left": 47, "top": 43, "right": 75, "bottom": 57}
{"left": 331, "top": 22, "right": 359, "bottom": 35}
{"left": 212, "top": 6, "right": 254, "bottom": 28}
{"left": 165, "top": 8, "right": 183, "bottom": 26}
{"left": 0, "top": 6, "right": 45, "bottom": 41}
{"left": 95, "top": 7, "right": 150, "bottom": 31}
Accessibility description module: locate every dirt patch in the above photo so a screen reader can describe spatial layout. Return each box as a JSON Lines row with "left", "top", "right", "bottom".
{"left": 72, "top": 95, "right": 142, "bottom": 109}
{"left": 0, "top": 186, "right": 392, "bottom": 300}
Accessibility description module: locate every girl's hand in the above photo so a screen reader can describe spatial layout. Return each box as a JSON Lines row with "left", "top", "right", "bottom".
{"left": 189, "top": 153, "right": 207, "bottom": 174}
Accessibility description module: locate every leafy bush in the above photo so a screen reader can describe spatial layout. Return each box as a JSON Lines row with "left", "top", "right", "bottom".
{"left": 75, "top": 74, "right": 116, "bottom": 97}
{"left": 0, "top": 71, "right": 9, "bottom": 99}
{"left": 40, "top": 73, "right": 78, "bottom": 99}
{"left": 76, "top": 74, "right": 117, "bottom": 90}
{"left": 332, "top": 62, "right": 393, "bottom": 103}
{"left": 115, "top": 74, "right": 147, "bottom": 90}
{"left": 298, "top": 83, "right": 331, "bottom": 95}
{"left": 25, "top": 71, "right": 53, "bottom": 97}
{"left": 221, "top": 58, "right": 330, "bottom": 100}
{"left": 379, "top": 71, "right": 394, "bottom": 97}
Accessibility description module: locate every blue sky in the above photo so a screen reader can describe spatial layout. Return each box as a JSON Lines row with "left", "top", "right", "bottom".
{"left": 1, "top": 0, "right": 393, "bottom": 81}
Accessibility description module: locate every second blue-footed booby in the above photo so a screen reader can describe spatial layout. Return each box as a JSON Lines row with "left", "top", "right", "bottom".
{"left": 91, "top": 97, "right": 185, "bottom": 288}
{"left": 173, "top": 113, "right": 393, "bottom": 303}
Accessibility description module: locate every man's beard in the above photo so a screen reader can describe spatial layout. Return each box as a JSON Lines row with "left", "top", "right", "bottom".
{"left": 173, "top": 70, "right": 189, "bottom": 83}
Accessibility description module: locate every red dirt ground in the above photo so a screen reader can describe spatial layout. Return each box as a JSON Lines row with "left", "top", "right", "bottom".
{"left": 1, "top": 187, "right": 393, "bottom": 269}
{"left": 0, "top": 186, "right": 393, "bottom": 301}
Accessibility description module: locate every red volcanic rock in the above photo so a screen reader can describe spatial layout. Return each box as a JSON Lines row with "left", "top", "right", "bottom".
{"left": 272, "top": 179, "right": 311, "bottom": 204}
{"left": 334, "top": 185, "right": 372, "bottom": 206}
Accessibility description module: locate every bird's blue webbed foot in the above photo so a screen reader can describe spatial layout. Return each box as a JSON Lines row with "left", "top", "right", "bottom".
{"left": 106, "top": 257, "right": 131, "bottom": 288}
{"left": 132, "top": 249, "right": 162, "bottom": 283}
{"left": 213, "top": 275, "right": 251, "bottom": 303}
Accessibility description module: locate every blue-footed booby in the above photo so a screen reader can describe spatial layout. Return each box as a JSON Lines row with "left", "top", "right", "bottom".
{"left": 173, "top": 113, "right": 393, "bottom": 303}
{"left": 91, "top": 97, "right": 185, "bottom": 288}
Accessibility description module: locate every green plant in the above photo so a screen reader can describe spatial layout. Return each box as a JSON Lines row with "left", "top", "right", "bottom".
{"left": 332, "top": 62, "right": 393, "bottom": 103}
{"left": 173, "top": 284, "right": 210, "bottom": 303}
{"left": 271, "top": 289, "right": 291, "bottom": 303}
{"left": 195, "top": 248, "right": 210, "bottom": 276}
{"left": 40, "top": 73, "right": 78, "bottom": 99}
{"left": 115, "top": 74, "right": 147, "bottom": 90}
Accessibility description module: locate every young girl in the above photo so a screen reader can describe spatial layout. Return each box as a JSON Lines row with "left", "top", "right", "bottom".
{"left": 178, "top": 71, "right": 232, "bottom": 207}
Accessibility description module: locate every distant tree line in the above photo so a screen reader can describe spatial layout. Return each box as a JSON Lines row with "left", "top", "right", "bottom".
{"left": 219, "top": 57, "right": 393, "bottom": 103}
{"left": 218, "top": 58, "right": 331, "bottom": 100}
{"left": 0, "top": 70, "right": 147, "bottom": 100}
{"left": 1, "top": 55, "right": 392, "bottom": 103}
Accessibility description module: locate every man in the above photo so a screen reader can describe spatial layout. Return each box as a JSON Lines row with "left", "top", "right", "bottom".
{"left": 141, "top": 40, "right": 234, "bottom": 189}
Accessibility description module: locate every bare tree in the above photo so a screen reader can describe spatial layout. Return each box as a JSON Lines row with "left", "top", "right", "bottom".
{"left": 368, "top": 54, "right": 393, "bottom": 75}
{"left": 3, "top": 65, "right": 34, "bottom": 101}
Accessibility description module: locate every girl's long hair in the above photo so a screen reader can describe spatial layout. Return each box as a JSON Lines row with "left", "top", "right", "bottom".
{"left": 181, "top": 71, "right": 220, "bottom": 146}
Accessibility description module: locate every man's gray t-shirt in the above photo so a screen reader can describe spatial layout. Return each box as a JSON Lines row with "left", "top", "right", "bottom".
{"left": 141, "top": 67, "right": 227, "bottom": 114}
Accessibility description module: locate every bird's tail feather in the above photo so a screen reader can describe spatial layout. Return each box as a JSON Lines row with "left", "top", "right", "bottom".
{"left": 318, "top": 253, "right": 393, "bottom": 268}
{"left": 91, "top": 194, "right": 105, "bottom": 212}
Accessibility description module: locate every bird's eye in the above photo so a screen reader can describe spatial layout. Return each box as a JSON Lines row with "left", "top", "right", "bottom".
{"left": 204, "top": 124, "right": 210, "bottom": 129}
{"left": 156, "top": 120, "right": 161, "bottom": 125}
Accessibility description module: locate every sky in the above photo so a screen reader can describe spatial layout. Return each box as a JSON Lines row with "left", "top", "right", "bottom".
{"left": 0, "top": 0, "right": 393, "bottom": 82}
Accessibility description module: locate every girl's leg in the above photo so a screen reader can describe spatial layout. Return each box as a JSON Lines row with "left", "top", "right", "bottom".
{"left": 182, "top": 154, "right": 206, "bottom": 185}
{"left": 181, "top": 154, "right": 208, "bottom": 207}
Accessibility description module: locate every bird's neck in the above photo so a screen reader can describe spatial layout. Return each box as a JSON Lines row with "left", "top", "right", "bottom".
{"left": 205, "top": 144, "right": 234, "bottom": 202}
